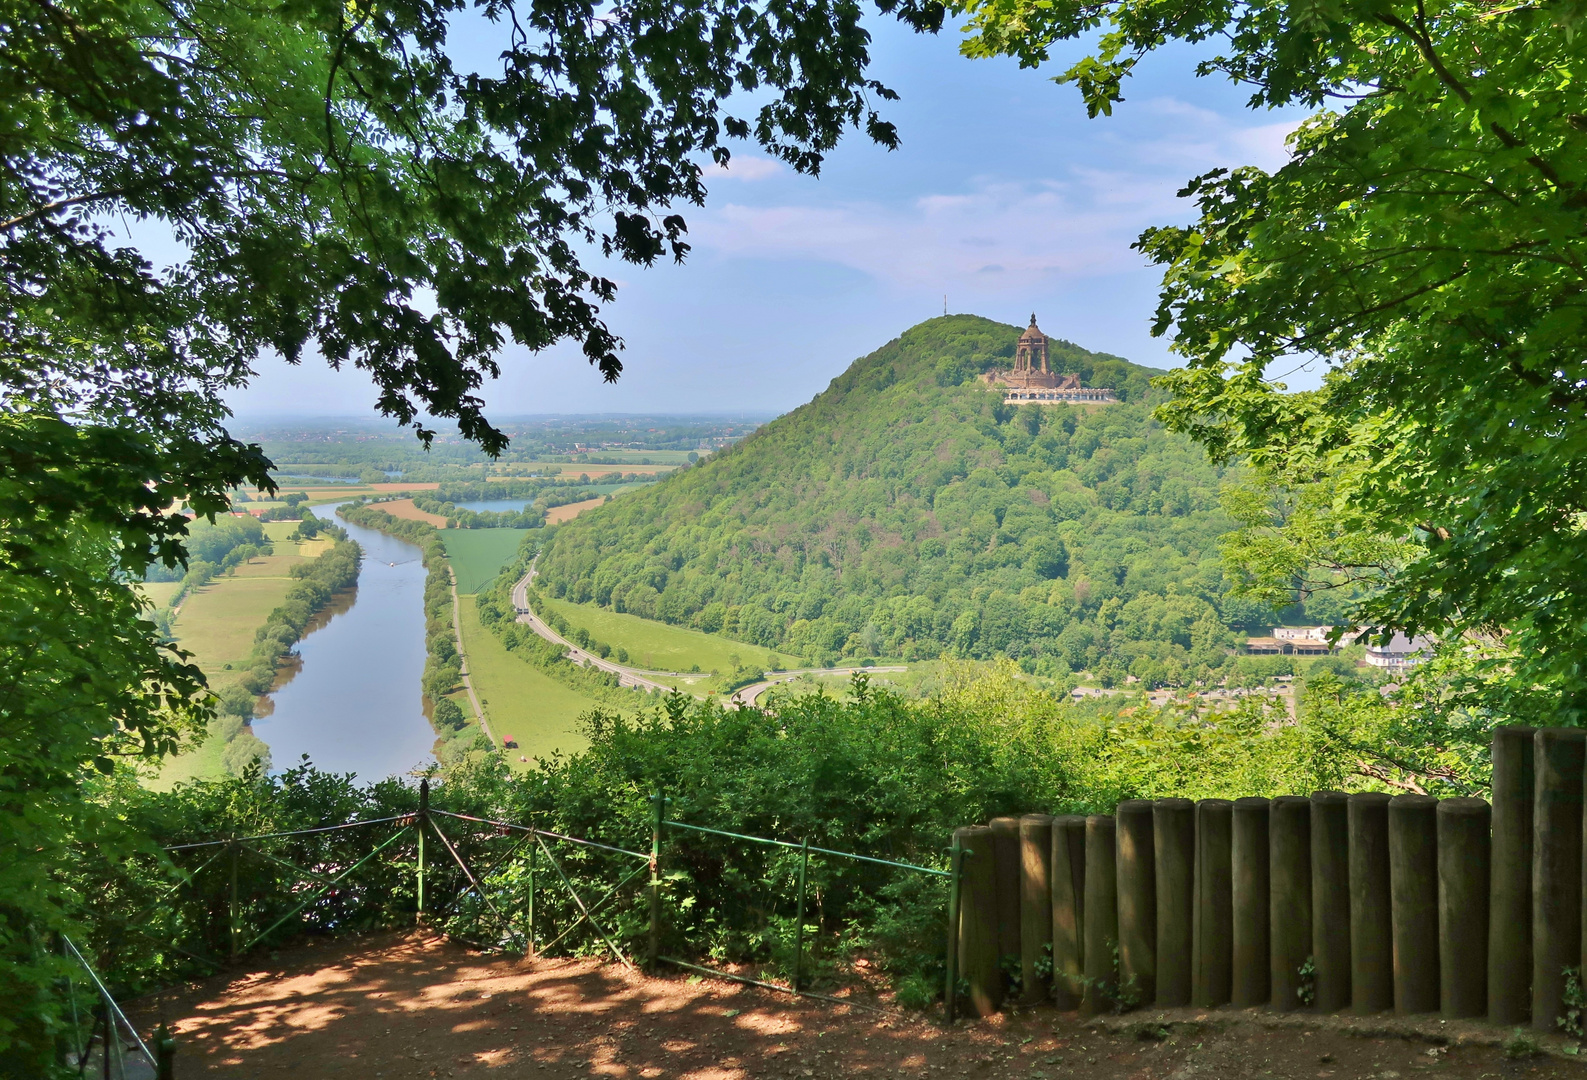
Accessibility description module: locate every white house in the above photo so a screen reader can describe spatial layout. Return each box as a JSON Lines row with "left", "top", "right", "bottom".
{"left": 1364, "top": 633, "right": 1433, "bottom": 670}
{"left": 1246, "top": 626, "right": 1336, "bottom": 655}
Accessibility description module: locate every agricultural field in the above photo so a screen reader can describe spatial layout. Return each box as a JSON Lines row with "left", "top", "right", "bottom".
{"left": 136, "top": 581, "right": 182, "bottom": 609}
{"left": 544, "top": 497, "right": 606, "bottom": 524}
{"left": 171, "top": 572, "right": 297, "bottom": 678}
{"left": 151, "top": 717, "right": 234, "bottom": 789}
{"left": 442, "top": 529, "right": 526, "bottom": 594}
{"left": 538, "top": 597, "right": 785, "bottom": 675}
{"left": 494, "top": 457, "right": 680, "bottom": 472}
{"left": 373, "top": 498, "right": 449, "bottom": 527}
{"left": 455, "top": 596, "right": 596, "bottom": 767}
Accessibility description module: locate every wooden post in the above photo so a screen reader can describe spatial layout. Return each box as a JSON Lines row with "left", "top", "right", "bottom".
{"left": 1389, "top": 794, "right": 1440, "bottom": 1015}
{"left": 1231, "top": 797, "right": 1271, "bottom": 1007}
{"left": 1348, "top": 792, "right": 1393, "bottom": 1013}
{"left": 793, "top": 837, "right": 810, "bottom": 991}
{"left": 1192, "top": 799, "right": 1233, "bottom": 1008}
{"left": 1082, "top": 815, "right": 1119, "bottom": 1015}
{"left": 1019, "top": 814, "right": 1054, "bottom": 1003}
{"left": 1051, "top": 815, "right": 1087, "bottom": 1009}
{"left": 154, "top": 1022, "right": 176, "bottom": 1080}
{"left": 1311, "top": 790, "right": 1351, "bottom": 1012}
{"left": 956, "top": 825, "right": 1001, "bottom": 1017}
{"left": 1116, "top": 799, "right": 1156, "bottom": 1008}
{"left": 1532, "top": 727, "right": 1585, "bottom": 1030}
{"left": 229, "top": 841, "right": 240, "bottom": 960}
{"left": 989, "top": 816, "right": 1022, "bottom": 974}
{"left": 1154, "top": 798, "right": 1195, "bottom": 1007}
{"left": 1437, "top": 797, "right": 1490, "bottom": 1018}
{"left": 1269, "top": 796, "right": 1312, "bottom": 1011}
{"left": 1488, "top": 725, "right": 1535, "bottom": 1024}
{"left": 945, "top": 831, "right": 964, "bottom": 1023}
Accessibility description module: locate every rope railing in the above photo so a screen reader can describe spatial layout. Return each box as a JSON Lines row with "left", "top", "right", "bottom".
{"left": 98, "top": 780, "right": 964, "bottom": 1039}
{"left": 651, "top": 793, "right": 961, "bottom": 1018}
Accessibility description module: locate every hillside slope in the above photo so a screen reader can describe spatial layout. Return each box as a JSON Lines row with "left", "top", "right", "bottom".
{"left": 537, "top": 316, "right": 1279, "bottom": 685}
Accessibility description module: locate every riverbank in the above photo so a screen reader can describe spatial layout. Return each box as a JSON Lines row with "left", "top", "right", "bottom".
{"left": 339, "top": 503, "right": 610, "bottom": 769}
{"left": 152, "top": 523, "right": 359, "bottom": 787}
{"left": 336, "top": 503, "right": 493, "bottom": 769}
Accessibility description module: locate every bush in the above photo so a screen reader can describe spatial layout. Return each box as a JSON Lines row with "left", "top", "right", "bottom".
{"left": 434, "top": 697, "right": 466, "bottom": 731}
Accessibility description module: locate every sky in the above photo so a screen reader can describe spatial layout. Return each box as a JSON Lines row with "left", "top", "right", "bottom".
{"left": 229, "top": 17, "right": 1320, "bottom": 422}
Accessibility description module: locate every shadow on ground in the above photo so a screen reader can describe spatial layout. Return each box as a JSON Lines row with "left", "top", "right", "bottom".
{"left": 130, "top": 932, "right": 1587, "bottom": 1078}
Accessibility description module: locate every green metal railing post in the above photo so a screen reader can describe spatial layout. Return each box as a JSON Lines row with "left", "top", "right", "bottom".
{"left": 648, "top": 790, "right": 667, "bottom": 970}
{"left": 154, "top": 1022, "right": 176, "bottom": 1080}
{"left": 945, "top": 834, "right": 964, "bottom": 1024}
{"left": 793, "top": 837, "right": 810, "bottom": 991}
{"left": 527, "top": 827, "right": 537, "bottom": 955}
{"left": 92, "top": 1000, "right": 108, "bottom": 1080}
{"left": 416, "top": 778, "right": 429, "bottom": 923}
{"left": 228, "top": 841, "right": 240, "bottom": 960}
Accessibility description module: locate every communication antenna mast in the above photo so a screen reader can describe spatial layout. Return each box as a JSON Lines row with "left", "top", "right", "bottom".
{"left": 943, "top": 294, "right": 947, "bottom": 316}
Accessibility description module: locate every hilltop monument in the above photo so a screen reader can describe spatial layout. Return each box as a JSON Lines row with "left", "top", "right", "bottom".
{"left": 981, "top": 314, "right": 1118, "bottom": 403}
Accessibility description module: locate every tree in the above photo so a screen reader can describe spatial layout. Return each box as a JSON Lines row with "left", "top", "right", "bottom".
{"left": 1, "top": 0, "right": 945, "bottom": 1062}
{"left": 950, "top": 0, "right": 1587, "bottom": 721}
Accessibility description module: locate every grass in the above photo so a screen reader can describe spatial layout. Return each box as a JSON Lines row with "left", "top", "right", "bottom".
{"left": 136, "top": 581, "right": 182, "bottom": 609}
{"left": 154, "top": 547, "right": 328, "bottom": 786}
{"left": 151, "top": 720, "right": 232, "bottom": 790}
{"left": 442, "top": 529, "right": 528, "bottom": 593}
{"left": 172, "top": 568, "right": 300, "bottom": 677}
{"left": 456, "top": 595, "right": 596, "bottom": 767}
{"left": 539, "top": 597, "right": 786, "bottom": 675}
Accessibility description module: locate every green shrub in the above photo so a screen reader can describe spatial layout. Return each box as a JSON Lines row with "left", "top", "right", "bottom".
{"left": 434, "top": 698, "right": 467, "bottom": 731}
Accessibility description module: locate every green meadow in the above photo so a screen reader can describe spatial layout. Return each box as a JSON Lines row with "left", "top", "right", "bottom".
{"left": 456, "top": 595, "right": 594, "bottom": 767}
{"left": 442, "top": 529, "right": 527, "bottom": 593}
{"left": 538, "top": 596, "right": 784, "bottom": 675}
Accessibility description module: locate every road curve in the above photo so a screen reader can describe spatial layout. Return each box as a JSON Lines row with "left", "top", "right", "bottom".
{"left": 511, "top": 564, "right": 673, "bottom": 693}
{"left": 729, "top": 666, "right": 907, "bottom": 707}
{"left": 511, "top": 563, "right": 908, "bottom": 703}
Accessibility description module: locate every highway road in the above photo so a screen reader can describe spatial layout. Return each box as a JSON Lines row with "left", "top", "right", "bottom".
{"left": 511, "top": 564, "right": 674, "bottom": 693}
{"left": 729, "top": 666, "right": 907, "bottom": 706}
{"left": 511, "top": 562, "right": 908, "bottom": 703}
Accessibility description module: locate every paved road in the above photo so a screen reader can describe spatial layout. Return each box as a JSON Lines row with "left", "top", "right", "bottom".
{"left": 511, "top": 565, "right": 673, "bottom": 693}
{"left": 511, "top": 563, "right": 908, "bottom": 703}
{"left": 729, "top": 666, "right": 907, "bottom": 706}
{"left": 449, "top": 572, "right": 498, "bottom": 746}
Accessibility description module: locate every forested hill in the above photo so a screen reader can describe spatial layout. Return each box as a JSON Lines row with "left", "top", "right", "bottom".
{"left": 537, "top": 315, "right": 1280, "bottom": 685}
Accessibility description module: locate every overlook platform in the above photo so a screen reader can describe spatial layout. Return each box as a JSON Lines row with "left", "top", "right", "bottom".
{"left": 129, "top": 931, "right": 1580, "bottom": 1078}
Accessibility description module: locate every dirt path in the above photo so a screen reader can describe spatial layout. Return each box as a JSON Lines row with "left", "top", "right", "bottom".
{"left": 449, "top": 570, "right": 496, "bottom": 747}
{"left": 132, "top": 931, "right": 1584, "bottom": 1079}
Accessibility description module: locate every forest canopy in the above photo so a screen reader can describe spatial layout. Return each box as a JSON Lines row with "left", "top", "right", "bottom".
{"left": 537, "top": 316, "right": 1328, "bottom": 686}
{"left": 949, "top": 0, "right": 1587, "bottom": 723}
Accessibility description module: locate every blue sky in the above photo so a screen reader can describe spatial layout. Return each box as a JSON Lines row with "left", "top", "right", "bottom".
{"left": 230, "top": 16, "right": 1318, "bottom": 420}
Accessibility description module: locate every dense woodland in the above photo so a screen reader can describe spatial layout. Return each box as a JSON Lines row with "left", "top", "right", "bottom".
{"left": 539, "top": 317, "right": 1332, "bottom": 686}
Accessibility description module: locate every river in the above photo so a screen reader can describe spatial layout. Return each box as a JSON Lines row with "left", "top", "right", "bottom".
{"left": 250, "top": 502, "right": 437, "bottom": 779}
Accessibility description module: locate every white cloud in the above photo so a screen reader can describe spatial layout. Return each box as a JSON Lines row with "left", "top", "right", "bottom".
{"left": 700, "top": 155, "right": 783, "bottom": 181}
{"left": 687, "top": 103, "right": 1302, "bottom": 292}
